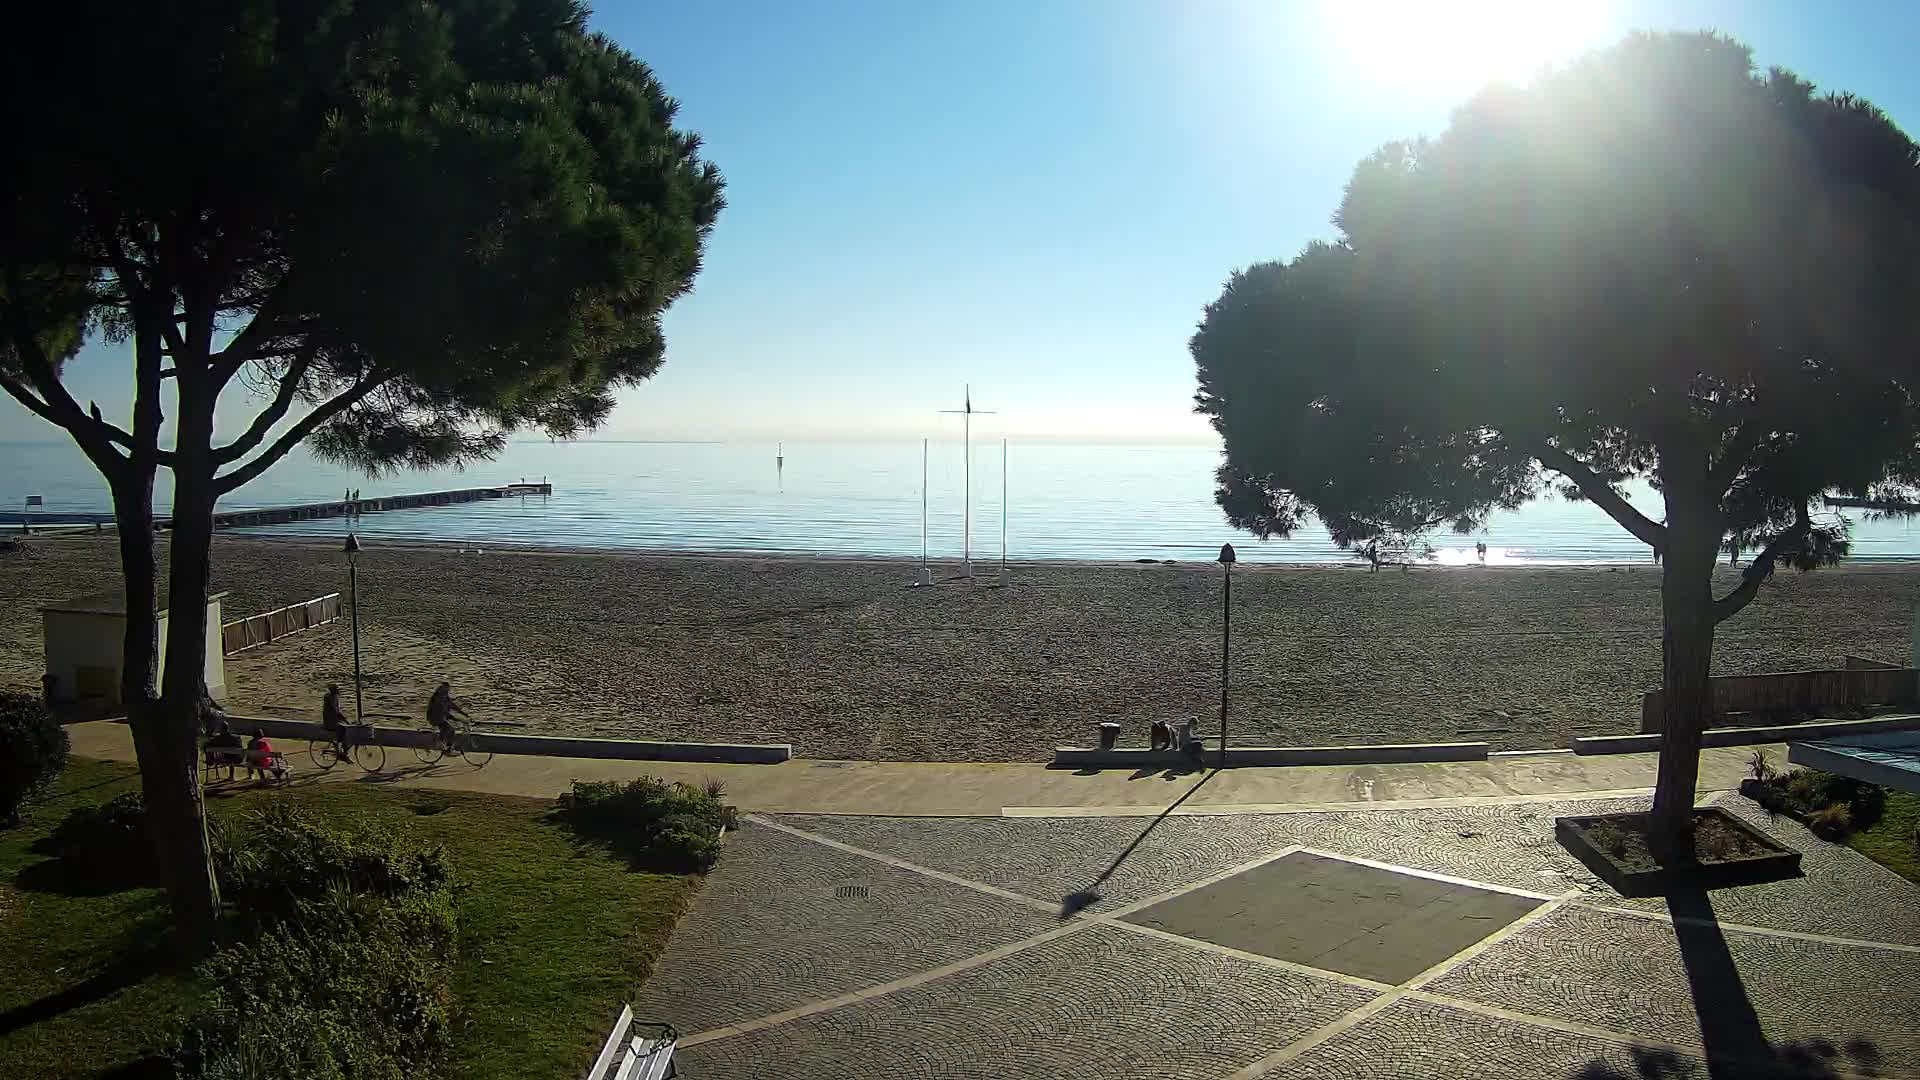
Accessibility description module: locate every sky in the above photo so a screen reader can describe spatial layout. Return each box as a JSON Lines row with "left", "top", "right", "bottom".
{"left": 9, "top": 0, "right": 1920, "bottom": 447}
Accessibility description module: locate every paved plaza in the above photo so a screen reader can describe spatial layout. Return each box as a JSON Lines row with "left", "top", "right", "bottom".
{"left": 639, "top": 790, "right": 1920, "bottom": 1079}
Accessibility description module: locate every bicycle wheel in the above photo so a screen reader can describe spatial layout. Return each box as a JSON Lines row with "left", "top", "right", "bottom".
{"left": 412, "top": 732, "right": 446, "bottom": 765}
{"left": 309, "top": 739, "right": 341, "bottom": 771}
{"left": 352, "top": 739, "right": 386, "bottom": 773}
{"left": 455, "top": 732, "right": 493, "bottom": 768}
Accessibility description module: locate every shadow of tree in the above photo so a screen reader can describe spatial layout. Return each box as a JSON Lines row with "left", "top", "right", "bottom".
{"left": 0, "top": 934, "right": 176, "bottom": 1037}
{"left": 1574, "top": 890, "right": 1885, "bottom": 1079}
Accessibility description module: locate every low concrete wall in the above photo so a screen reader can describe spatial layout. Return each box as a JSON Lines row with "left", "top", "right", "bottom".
{"left": 1572, "top": 713, "right": 1920, "bottom": 756}
{"left": 227, "top": 715, "right": 790, "bottom": 764}
{"left": 1051, "top": 742, "right": 1488, "bottom": 769}
{"left": 1638, "top": 667, "right": 1920, "bottom": 733}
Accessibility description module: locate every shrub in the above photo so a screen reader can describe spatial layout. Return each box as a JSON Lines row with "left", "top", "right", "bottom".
{"left": 1746, "top": 749, "right": 1776, "bottom": 784}
{"left": 176, "top": 806, "right": 456, "bottom": 1080}
{"left": 212, "top": 803, "right": 449, "bottom": 937}
{"left": 1807, "top": 803, "right": 1853, "bottom": 841}
{"left": 0, "top": 690, "right": 68, "bottom": 825}
{"left": 555, "top": 777, "right": 731, "bottom": 872}
{"left": 1772, "top": 769, "right": 1888, "bottom": 829}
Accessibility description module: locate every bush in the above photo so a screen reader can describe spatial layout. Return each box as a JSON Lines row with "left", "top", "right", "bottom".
{"left": 1807, "top": 803, "right": 1854, "bottom": 841}
{"left": 175, "top": 806, "right": 456, "bottom": 1080}
{"left": 0, "top": 690, "right": 68, "bottom": 825}
{"left": 1769, "top": 768, "right": 1887, "bottom": 831}
{"left": 555, "top": 777, "right": 731, "bottom": 873}
{"left": 212, "top": 803, "right": 450, "bottom": 937}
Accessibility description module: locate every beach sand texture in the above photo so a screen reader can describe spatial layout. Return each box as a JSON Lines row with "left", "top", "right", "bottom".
{"left": 2, "top": 537, "right": 1914, "bottom": 760}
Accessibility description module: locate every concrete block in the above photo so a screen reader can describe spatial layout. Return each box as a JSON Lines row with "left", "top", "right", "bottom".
{"left": 1050, "top": 742, "right": 1488, "bottom": 769}
{"left": 1570, "top": 712, "right": 1920, "bottom": 755}
{"left": 226, "top": 714, "right": 790, "bottom": 763}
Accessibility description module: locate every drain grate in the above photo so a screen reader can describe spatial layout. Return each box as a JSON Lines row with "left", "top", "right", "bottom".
{"left": 834, "top": 885, "right": 870, "bottom": 899}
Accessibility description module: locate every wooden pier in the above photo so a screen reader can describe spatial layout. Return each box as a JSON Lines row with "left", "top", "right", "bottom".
{"left": 1826, "top": 495, "right": 1920, "bottom": 513}
{"left": 157, "top": 482, "right": 552, "bottom": 532}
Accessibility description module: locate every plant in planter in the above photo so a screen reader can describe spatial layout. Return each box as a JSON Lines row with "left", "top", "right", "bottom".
{"left": 1807, "top": 804, "right": 1853, "bottom": 841}
{"left": 1555, "top": 808, "right": 1803, "bottom": 898}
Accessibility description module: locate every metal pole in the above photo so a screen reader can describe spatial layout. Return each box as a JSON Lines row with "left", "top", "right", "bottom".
{"left": 920, "top": 438, "right": 930, "bottom": 586}
{"left": 348, "top": 552, "right": 364, "bottom": 721}
{"left": 963, "top": 404, "right": 972, "bottom": 580}
{"left": 1000, "top": 438, "right": 1008, "bottom": 583}
{"left": 1219, "top": 560, "right": 1231, "bottom": 768}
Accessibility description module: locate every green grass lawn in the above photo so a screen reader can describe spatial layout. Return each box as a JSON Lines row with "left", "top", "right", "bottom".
{"left": 1, "top": 757, "right": 702, "bottom": 1080}
{"left": 1849, "top": 789, "right": 1920, "bottom": 884}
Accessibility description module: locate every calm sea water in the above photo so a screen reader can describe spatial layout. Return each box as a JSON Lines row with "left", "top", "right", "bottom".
{"left": 6, "top": 438, "right": 1920, "bottom": 564}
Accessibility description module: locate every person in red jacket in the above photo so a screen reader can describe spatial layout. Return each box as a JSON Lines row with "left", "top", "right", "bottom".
{"left": 246, "top": 730, "right": 283, "bottom": 782}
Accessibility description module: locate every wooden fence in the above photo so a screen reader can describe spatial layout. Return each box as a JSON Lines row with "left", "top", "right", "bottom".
{"left": 221, "top": 593, "right": 343, "bottom": 656}
{"left": 1639, "top": 665, "right": 1920, "bottom": 733}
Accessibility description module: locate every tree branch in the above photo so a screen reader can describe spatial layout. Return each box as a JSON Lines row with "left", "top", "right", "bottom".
{"left": 1713, "top": 501, "right": 1811, "bottom": 624}
{"left": 1531, "top": 441, "right": 1668, "bottom": 553}
{"left": 104, "top": 246, "right": 189, "bottom": 361}
{"left": 211, "top": 348, "right": 315, "bottom": 465}
{"left": 209, "top": 277, "right": 294, "bottom": 383}
{"left": 1707, "top": 423, "right": 1762, "bottom": 495}
{"left": 0, "top": 371, "right": 65, "bottom": 428}
{"left": 0, "top": 288, "right": 126, "bottom": 472}
{"left": 214, "top": 373, "right": 390, "bottom": 495}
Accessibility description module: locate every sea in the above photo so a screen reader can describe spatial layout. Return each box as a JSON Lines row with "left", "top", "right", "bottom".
{"left": 6, "top": 438, "right": 1920, "bottom": 565}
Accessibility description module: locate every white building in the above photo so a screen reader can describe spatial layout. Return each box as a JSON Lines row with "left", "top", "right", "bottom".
{"left": 40, "top": 587, "right": 228, "bottom": 706}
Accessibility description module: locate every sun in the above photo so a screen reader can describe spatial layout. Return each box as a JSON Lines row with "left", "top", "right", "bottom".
{"left": 1320, "top": 0, "right": 1610, "bottom": 99}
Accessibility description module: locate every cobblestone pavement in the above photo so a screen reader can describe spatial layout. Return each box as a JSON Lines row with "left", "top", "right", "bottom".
{"left": 636, "top": 793, "right": 1920, "bottom": 1079}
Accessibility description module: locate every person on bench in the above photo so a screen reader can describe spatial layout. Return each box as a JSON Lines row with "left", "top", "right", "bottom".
{"left": 246, "top": 730, "right": 284, "bottom": 782}
{"left": 209, "top": 719, "right": 243, "bottom": 753}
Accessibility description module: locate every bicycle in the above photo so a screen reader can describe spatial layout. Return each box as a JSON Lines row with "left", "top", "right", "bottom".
{"left": 308, "top": 721, "right": 385, "bottom": 773}
{"left": 411, "top": 716, "right": 494, "bottom": 768}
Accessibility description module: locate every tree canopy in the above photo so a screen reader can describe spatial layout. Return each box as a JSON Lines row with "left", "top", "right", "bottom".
{"left": 1193, "top": 31, "right": 1920, "bottom": 855}
{"left": 1197, "top": 32, "right": 1920, "bottom": 597}
{"left": 0, "top": 0, "right": 723, "bottom": 942}
{"left": 3, "top": 0, "right": 723, "bottom": 486}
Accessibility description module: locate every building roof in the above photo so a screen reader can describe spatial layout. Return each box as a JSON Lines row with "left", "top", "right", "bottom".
{"left": 1789, "top": 730, "right": 1920, "bottom": 795}
{"left": 40, "top": 586, "right": 229, "bottom": 617}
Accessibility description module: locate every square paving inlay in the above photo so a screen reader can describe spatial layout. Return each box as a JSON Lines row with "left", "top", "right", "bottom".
{"left": 1123, "top": 851, "right": 1544, "bottom": 984}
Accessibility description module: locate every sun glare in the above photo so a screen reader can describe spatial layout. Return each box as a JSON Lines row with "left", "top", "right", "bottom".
{"left": 1321, "top": 0, "right": 1609, "bottom": 98}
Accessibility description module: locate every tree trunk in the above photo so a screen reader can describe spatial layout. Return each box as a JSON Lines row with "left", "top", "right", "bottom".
{"left": 1648, "top": 503, "right": 1720, "bottom": 864}
{"left": 153, "top": 388, "right": 223, "bottom": 945}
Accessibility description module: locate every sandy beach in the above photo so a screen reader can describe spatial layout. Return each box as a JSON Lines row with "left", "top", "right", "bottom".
{"left": 3, "top": 535, "right": 1915, "bottom": 760}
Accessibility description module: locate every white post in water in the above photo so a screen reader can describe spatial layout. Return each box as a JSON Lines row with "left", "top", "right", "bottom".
{"left": 918, "top": 438, "right": 932, "bottom": 586}
{"left": 999, "top": 438, "right": 1009, "bottom": 586}
{"left": 940, "top": 385, "right": 994, "bottom": 582}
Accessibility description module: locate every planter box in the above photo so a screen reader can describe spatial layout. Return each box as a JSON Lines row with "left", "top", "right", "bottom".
{"left": 1555, "top": 807, "right": 1802, "bottom": 898}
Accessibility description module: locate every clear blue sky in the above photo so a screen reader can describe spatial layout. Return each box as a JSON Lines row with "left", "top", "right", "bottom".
{"left": 9, "top": 0, "right": 1920, "bottom": 446}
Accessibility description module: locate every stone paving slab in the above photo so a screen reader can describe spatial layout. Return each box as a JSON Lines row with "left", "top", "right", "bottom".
{"left": 1600, "top": 793, "right": 1920, "bottom": 947}
{"left": 1422, "top": 904, "right": 1920, "bottom": 1071}
{"left": 783, "top": 796, "right": 1651, "bottom": 912}
{"left": 1124, "top": 851, "right": 1543, "bottom": 984}
{"left": 675, "top": 922, "right": 1377, "bottom": 1080}
{"left": 1276, "top": 997, "right": 1705, "bottom": 1080}
{"left": 632, "top": 823, "right": 1058, "bottom": 1031}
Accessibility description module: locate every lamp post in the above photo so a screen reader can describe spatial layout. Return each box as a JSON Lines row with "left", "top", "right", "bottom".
{"left": 345, "top": 532, "right": 364, "bottom": 722}
{"left": 1218, "top": 542, "right": 1236, "bottom": 768}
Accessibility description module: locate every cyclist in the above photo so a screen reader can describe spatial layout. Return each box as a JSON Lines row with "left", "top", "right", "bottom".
{"left": 427, "top": 682, "right": 468, "bottom": 752}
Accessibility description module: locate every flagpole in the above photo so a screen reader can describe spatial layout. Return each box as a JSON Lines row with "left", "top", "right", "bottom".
{"left": 919, "top": 438, "right": 931, "bottom": 586}
{"left": 1000, "top": 438, "right": 1008, "bottom": 586}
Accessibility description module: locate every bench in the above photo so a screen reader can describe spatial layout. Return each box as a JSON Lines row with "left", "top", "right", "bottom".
{"left": 203, "top": 745, "right": 288, "bottom": 784}
{"left": 583, "top": 1004, "right": 676, "bottom": 1080}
